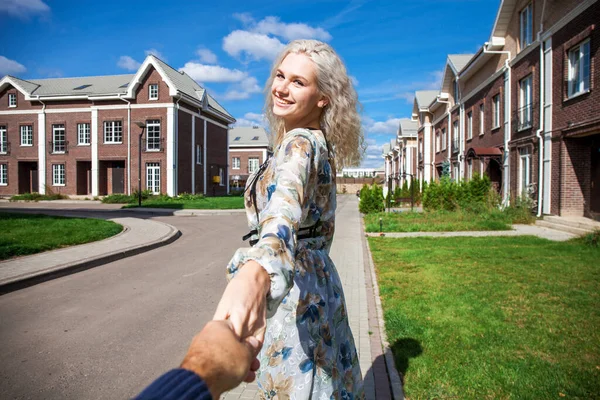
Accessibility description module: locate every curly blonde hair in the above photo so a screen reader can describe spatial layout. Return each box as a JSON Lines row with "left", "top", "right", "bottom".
{"left": 264, "top": 40, "right": 364, "bottom": 168}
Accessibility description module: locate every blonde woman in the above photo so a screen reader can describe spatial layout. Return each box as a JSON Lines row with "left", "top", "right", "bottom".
{"left": 214, "top": 39, "right": 365, "bottom": 399}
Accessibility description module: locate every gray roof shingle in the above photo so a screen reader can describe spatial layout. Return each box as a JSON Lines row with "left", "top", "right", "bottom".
{"left": 448, "top": 54, "right": 475, "bottom": 74}
{"left": 26, "top": 74, "right": 133, "bottom": 96}
{"left": 399, "top": 119, "right": 418, "bottom": 136}
{"left": 415, "top": 90, "right": 438, "bottom": 109}
{"left": 229, "top": 126, "right": 269, "bottom": 146}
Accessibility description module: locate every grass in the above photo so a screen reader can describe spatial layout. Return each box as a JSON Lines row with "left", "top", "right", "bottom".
{"left": 102, "top": 193, "right": 245, "bottom": 209}
{"left": 10, "top": 192, "right": 69, "bottom": 201}
{"left": 364, "top": 209, "right": 515, "bottom": 232}
{"left": 368, "top": 236, "right": 600, "bottom": 399}
{"left": 0, "top": 212, "right": 123, "bottom": 260}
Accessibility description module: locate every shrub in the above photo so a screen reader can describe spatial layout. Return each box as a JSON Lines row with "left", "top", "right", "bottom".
{"left": 583, "top": 230, "right": 600, "bottom": 247}
{"left": 10, "top": 192, "right": 68, "bottom": 202}
{"left": 101, "top": 194, "right": 135, "bottom": 204}
{"left": 359, "top": 184, "right": 384, "bottom": 214}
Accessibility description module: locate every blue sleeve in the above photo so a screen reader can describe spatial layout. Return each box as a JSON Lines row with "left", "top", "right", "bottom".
{"left": 133, "top": 368, "right": 212, "bottom": 400}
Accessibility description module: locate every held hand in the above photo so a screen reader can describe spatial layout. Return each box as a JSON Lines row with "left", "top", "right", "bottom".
{"left": 180, "top": 320, "right": 261, "bottom": 399}
{"left": 213, "top": 260, "right": 271, "bottom": 345}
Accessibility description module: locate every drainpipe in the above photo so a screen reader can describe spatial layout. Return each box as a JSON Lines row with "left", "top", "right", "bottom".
{"left": 37, "top": 97, "right": 46, "bottom": 195}
{"left": 535, "top": 0, "right": 548, "bottom": 217}
{"left": 459, "top": 100, "right": 465, "bottom": 180}
{"left": 174, "top": 94, "right": 183, "bottom": 196}
{"left": 118, "top": 95, "right": 131, "bottom": 195}
{"left": 483, "top": 43, "right": 511, "bottom": 206}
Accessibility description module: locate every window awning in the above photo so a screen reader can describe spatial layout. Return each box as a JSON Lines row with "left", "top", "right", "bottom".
{"left": 466, "top": 147, "right": 503, "bottom": 158}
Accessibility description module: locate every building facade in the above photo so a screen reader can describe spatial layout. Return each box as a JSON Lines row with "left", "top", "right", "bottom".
{"left": 228, "top": 126, "right": 270, "bottom": 191}
{"left": 0, "top": 55, "right": 235, "bottom": 198}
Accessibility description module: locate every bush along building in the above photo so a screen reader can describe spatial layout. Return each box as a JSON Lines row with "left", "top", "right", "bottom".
{"left": 385, "top": 0, "right": 599, "bottom": 219}
{"left": 0, "top": 54, "right": 235, "bottom": 198}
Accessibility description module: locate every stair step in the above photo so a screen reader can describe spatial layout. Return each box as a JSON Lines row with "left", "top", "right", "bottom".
{"left": 536, "top": 220, "right": 593, "bottom": 235}
{"left": 544, "top": 216, "right": 600, "bottom": 232}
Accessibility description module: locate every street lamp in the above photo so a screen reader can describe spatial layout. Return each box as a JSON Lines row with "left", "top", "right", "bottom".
{"left": 134, "top": 121, "right": 146, "bottom": 207}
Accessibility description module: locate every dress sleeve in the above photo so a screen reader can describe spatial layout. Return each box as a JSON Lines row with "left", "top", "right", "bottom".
{"left": 226, "top": 129, "right": 318, "bottom": 318}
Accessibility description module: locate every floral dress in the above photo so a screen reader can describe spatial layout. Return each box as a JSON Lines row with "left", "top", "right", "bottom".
{"left": 226, "top": 128, "right": 364, "bottom": 400}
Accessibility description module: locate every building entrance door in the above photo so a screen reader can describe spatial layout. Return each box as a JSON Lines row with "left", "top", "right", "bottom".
{"left": 112, "top": 165, "right": 124, "bottom": 194}
{"left": 591, "top": 136, "right": 600, "bottom": 217}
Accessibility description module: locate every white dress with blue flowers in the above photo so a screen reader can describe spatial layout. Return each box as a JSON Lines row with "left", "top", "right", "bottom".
{"left": 226, "top": 128, "right": 364, "bottom": 400}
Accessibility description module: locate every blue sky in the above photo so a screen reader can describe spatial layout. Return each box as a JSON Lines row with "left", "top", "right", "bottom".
{"left": 0, "top": 0, "right": 499, "bottom": 168}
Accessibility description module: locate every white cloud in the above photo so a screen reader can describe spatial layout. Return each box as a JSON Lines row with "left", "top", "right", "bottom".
{"left": 254, "top": 16, "right": 332, "bottom": 41}
{"left": 117, "top": 56, "right": 141, "bottom": 71}
{"left": 234, "top": 112, "right": 267, "bottom": 127}
{"left": 364, "top": 117, "right": 401, "bottom": 135}
{"left": 0, "top": 0, "right": 49, "bottom": 18}
{"left": 223, "top": 30, "right": 285, "bottom": 62}
{"left": 180, "top": 62, "right": 248, "bottom": 83}
{"left": 233, "top": 12, "right": 255, "bottom": 26}
{"left": 350, "top": 75, "right": 359, "bottom": 87}
{"left": 196, "top": 48, "right": 218, "bottom": 64}
{"left": 145, "top": 48, "right": 166, "bottom": 61}
{"left": 223, "top": 77, "right": 262, "bottom": 100}
{"left": 0, "top": 55, "right": 26, "bottom": 76}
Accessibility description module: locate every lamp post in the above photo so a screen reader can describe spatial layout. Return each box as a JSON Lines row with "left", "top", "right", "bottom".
{"left": 134, "top": 121, "right": 146, "bottom": 207}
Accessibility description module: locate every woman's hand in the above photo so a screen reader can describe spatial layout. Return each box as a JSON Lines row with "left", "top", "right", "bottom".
{"left": 213, "top": 260, "right": 271, "bottom": 345}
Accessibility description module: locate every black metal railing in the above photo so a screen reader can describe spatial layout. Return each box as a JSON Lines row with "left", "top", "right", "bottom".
{"left": 0, "top": 140, "right": 10, "bottom": 155}
{"left": 48, "top": 140, "right": 69, "bottom": 154}
{"left": 516, "top": 103, "right": 533, "bottom": 131}
{"left": 452, "top": 139, "right": 460, "bottom": 154}
{"left": 143, "top": 138, "right": 165, "bottom": 152}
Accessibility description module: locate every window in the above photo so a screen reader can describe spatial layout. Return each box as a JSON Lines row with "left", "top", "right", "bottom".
{"left": 196, "top": 144, "right": 203, "bottom": 165}
{"left": 492, "top": 95, "right": 501, "bottom": 128}
{"left": 252, "top": 136, "right": 259, "bottom": 140}
{"left": 441, "top": 128, "right": 447, "bottom": 150}
{"left": 452, "top": 120, "right": 459, "bottom": 153}
{"left": 232, "top": 157, "right": 240, "bottom": 169}
{"left": 435, "top": 132, "right": 440, "bottom": 153}
{"left": 77, "top": 123, "right": 90, "bottom": 145}
{"left": 467, "top": 159, "right": 473, "bottom": 181}
{"left": 104, "top": 121, "right": 123, "bottom": 143}
{"left": 519, "top": 148, "right": 531, "bottom": 195}
{"left": 234, "top": 136, "right": 241, "bottom": 141}
{"left": 8, "top": 93, "right": 17, "bottom": 107}
{"left": 21, "top": 125, "right": 33, "bottom": 146}
{"left": 519, "top": 75, "right": 533, "bottom": 130}
{"left": 568, "top": 39, "right": 591, "bottom": 98}
{"left": 248, "top": 157, "right": 259, "bottom": 173}
{"left": 467, "top": 111, "right": 473, "bottom": 140}
{"left": 0, "top": 164, "right": 7, "bottom": 185}
{"left": 52, "top": 164, "right": 65, "bottom": 186}
{"left": 520, "top": 3, "right": 533, "bottom": 50}
{"left": 453, "top": 162, "right": 460, "bottom": 181}
{"left": 0, "top": 126, "right": 6, "bottom": 154}
{"left": 146, "top": 163, "right": 160, "bottom": 194}
{"left": 146, "top": 120, "right": 161, "bottom": 151}
{"left": 479, "top": 104, "right": 485, "bottom": 135}
{"left": 219, "top": 167, "right": 225, "bottom": 186}
{"left": 149, "top": 84, "right": 159, "bottom": 100}
{"left": 52, "top": 124, "right": 66, "bottom": 153}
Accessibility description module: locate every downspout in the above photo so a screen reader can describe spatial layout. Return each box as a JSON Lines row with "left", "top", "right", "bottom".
{"left": 37, "top": 97, "right": 47, "bottom": 195}
{"left": 535, "top": 0, "right": 548, "bottom": 217}
{"left": 459, "top": 97, "right": 465, "bottom": 180}
{"left": 175, "top": 94, "right": 183, "bottom": 196}
{"left": 483, "top": 43, "right": 511, "bottom": 206}
{"left": 118, "top": 95, "right": 131, "bottom": 195}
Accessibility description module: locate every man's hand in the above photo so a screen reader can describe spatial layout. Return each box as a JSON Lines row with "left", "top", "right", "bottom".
{"left": 180, "top": 320, "right": 261, "bottom": 398}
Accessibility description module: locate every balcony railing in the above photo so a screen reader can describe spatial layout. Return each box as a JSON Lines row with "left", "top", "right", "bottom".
{"left": 49, "top": 140, "right": 69, "bottom": 154}
{"left": 0, "top": 140, "right": 10, "bottom": 155}
{"left": 452, "top": 139, "right": 460, "bottom": 154}
{"left": 143, "top": 137, "right": 165, "bottom": 152}
{"left": 516, "top": 103, "right": 533, "bottom": 131}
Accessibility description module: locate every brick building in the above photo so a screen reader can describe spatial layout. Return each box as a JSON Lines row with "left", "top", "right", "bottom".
{"left": 396, "top": 0, "right": 599, "bottom": 218}
{"left": 0, "top": 55, "right": 235, "bottom": 198}
{"left": 228, "top": 126, "right": 270, "bottom": 191}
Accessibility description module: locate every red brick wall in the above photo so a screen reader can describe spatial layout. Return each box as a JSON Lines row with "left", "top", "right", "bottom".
{"left": 0, "top": 85, "right": 41, "bottom": 111}
{"left": 177, "top": 110, "right": 193, "bottom": 194}
{"left": 132, "top": 67, "right": 171, "bottom": 105}
{"left": 194, "top": 116, "right": 205, "bottom": 194}
{"left": 433, "top": 114, "right": 448, "bottom": 167}
{"left": 206, "top": 122, "right": 228, "bottom": 196}
{"left": 463, "top": 73, "right": 506, "bottom": 150}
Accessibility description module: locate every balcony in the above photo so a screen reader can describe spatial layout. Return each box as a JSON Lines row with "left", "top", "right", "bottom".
{"left": 516, "top": 103, "right": 533, "bottom": 131}
{"left": 0, "top": 140, "right": 10, "bottom": 155}
{"left": 143, "top": 137, "right": 165, "bottom": 152}
{"left": 452, "top": 139, "right": 460, "bottom": 154}
{"left": 49, "top": 140, "right": 69, "bottom": 154}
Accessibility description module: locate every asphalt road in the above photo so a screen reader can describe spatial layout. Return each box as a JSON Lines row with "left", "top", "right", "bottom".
{"left": 0, "top": 213, "right": 250, "bottom": 399}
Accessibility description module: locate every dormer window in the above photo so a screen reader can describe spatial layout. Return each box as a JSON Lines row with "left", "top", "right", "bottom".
{"left": 149, "top": 84, "right": 159, "bottom": 100}
{"left": 8, "top": 93, "right": 17, "bottom": 107}
{"left": 252, "top": 136, "right": 259, "bottom": 140}
{"left": 234, "top": 136, "right": 241, "bottom": 141}
{"left": 519, "top": 3, "right": 533, "bottom": 50}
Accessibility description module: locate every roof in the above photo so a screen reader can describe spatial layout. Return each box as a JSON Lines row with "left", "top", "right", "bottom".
{"left": 399, "top": 119, "right": 418, "bottom": 137}
{"left": 24, "top": 74, "right": 133, "bottom": 96}
{"left": 448, "top": 54, "right": 475, "bottom": 74}
{"left": 229, "top": 126, "right": 269, "bottom": 147}
{"left": 414, "top": 90, "right": 438, "bottom": 109}
{"left": 382, "top": 143, "right": 391, "bottom": 154}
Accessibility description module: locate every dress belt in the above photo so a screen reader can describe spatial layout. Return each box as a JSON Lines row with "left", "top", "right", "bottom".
{"left": 242, "top": 221, "right": 322, "bottom": 246}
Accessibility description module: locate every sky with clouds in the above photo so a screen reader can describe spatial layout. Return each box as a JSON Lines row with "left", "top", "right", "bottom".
{"left": 0, "top": 0, "right": 499, "bottom": 168}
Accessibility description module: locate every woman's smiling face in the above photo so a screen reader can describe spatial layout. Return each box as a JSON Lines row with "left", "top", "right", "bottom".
{"left": 271, "top": 52, "right": 328, "bottom": 130}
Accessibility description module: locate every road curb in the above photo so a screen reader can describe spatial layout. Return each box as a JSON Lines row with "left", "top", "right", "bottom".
{"left": 0, "top": 220, "right": 181, "bottom": 295}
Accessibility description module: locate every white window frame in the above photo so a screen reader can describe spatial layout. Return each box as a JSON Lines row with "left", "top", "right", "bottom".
{"left": 52, "top": 124, "right": 66, "bottom": 153}
{"left": 146, "top": 120, "right": 161, "bottom": 151}
{"left": 520, "top": 3, "right": 533, "bottom": 50}
{"left": 452, "top": 120, "right": 459, "bottom": 153}
{"left": 519, "top": 148, "right": 531, "bottom": 196}
{"left": 248, "top": 157, "right": 259, "bottom": 174}
{"left": 435, "top": 132, "right": 440, "bottom": 153}
{"left": 8, "top": 93, "right": 17, "bottom": 108}
{"left": 149, "top": 84, "right": 159, "bottom": 100}
{"left": 219, "top": 167, "right": 225, "bottom": 186}
{"left": 467, "top": 111, "right": 473, "bottom": 140}
{"left": 232, "top": 157, "right": 240, "bottom": 169}
{"left": 492, "top": 95, "right": 501, "bottom": 129}
{"left": 519, "top": 75, "right": 533, "bottom": 130}
{"left": 21, "top": 125, "right": 33, "bottom": 146}
{"left": 52, "top": 164, "right": 65, "bottom": 186}
{"left": 0, "top": 164, "right": 7, "bottom": 185}
{"left": 196, "top": 144, "right": 203, "bottom": 165}
{"left": 479, "top": 103, "right": 485, "bottom": 136}
{"left": 104, "top": 121, "right": 123, "bottom": 144}
{"left": 77, "top": 123, "right": 90, "bottom": 146}
{"left": 441, "top": 128, "right": 447, "bottom": 151}
{"left": 453, "top": 162, "right": 460, "bottom": 181}
{"left": 0, "top": 126, "right": 6, "bottom": 154}
{"left": 146, "top": 162, "right": 160, "bottom": 194}
{"left": 467, "top": 159, "right": 473, "bottom": 180}
{"left": 567, "top": 39, "right": 591, "bottom": 98}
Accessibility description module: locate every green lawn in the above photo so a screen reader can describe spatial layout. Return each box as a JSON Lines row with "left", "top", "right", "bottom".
{"left": 364, "top": 210, "right": 514, "bottom": 232}
{"left": 0, "top": 212, "right": 123, "bottom": 260}
{"left": 368, "top": 236, "right": 600, "bottom": 399}
{"left": 122, "top": 196, "right": 245, "bottom": 209}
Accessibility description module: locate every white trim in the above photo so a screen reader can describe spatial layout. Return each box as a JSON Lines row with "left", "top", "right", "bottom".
{"left": 191, "top": 114, "right": 195, "bottom": 194}
{"left": 203, "top": 119, "right": 207, "bottom": 195}
{"left": 166, "top": 105, "right": 175, "bottom": 196}
{"left": 127, "top": 55, "right": 178, "bottom": 98}
{"left": 229, "top": 148, "right": 270, "bottom": 153}
{"left": 229, "top": 144, "right": 270, "bottom": 148}
{"left": 226, "top": 128, "right": 230, "bottom": 194}
{"left": 37, "top": 112, "right": 46, "bottom": 194}
{"left": 0, "top": 109, "right": 43, "bottom": 115}
{"left": 91, "top": 109, "right": 99, "bottom": 196}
